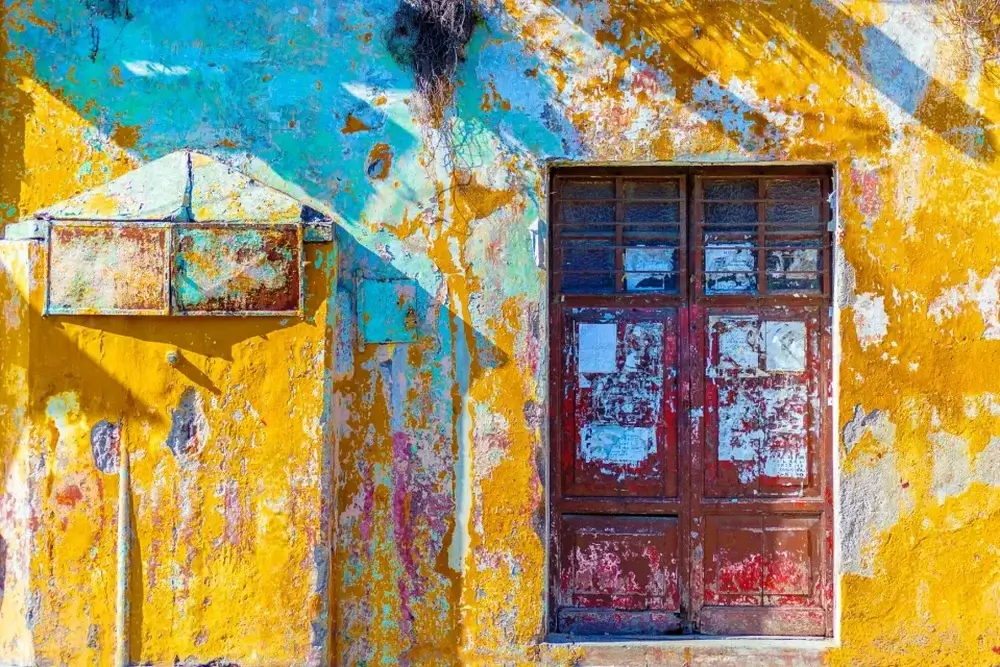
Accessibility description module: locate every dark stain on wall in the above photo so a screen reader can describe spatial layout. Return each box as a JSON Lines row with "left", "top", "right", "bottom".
{"left": 90, "top": 420, "right": 121, "bottom": 473}
{"left": 165, "top": 388, "right": 203, "bottom": 457}
{"left": 84, "top": 0, "right": 132, "bottom": 61}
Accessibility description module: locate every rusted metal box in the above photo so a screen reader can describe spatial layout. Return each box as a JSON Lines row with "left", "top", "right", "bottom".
{"left": 21, "top": 150, "right": 333, "bottom": 317}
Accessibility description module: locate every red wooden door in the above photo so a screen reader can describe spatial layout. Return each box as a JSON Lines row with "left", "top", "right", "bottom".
{"left": 549, "top": 168, "right": 833, "bottom": 637}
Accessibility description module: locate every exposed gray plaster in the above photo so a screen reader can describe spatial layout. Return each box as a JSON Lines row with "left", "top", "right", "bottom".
{"left": 930, "top": 431, "right": 971, "bottom": 503}
{"left": 974, "top": 436, "right": 1000, "bottom": 487}
{"left": 165, "top": 388, "right": 209, "bottom": 458}
{"left": 840, "top": 451, "right": 913, "bottom": 576}
{"left": 842, "top": 404, "right": 896, "bottom": 454}
{"left": 836, "top": 253, "right": 857, "bottom": 310}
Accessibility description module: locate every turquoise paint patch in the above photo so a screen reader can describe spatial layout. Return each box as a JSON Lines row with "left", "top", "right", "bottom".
{"left": 358, "top": 278, "right": 418, "bottom": 344}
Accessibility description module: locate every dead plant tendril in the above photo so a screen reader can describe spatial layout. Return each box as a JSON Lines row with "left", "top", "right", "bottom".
{"left": 387, "top": 0, "right": 477, "bottom": 107}
{"left": 941, "top": 0, "right": 1000, "bottom": 79}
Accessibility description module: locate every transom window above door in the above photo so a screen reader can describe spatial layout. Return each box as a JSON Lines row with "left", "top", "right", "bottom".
{"left": 552, "top": 169, "right": 831, "bottom": 299}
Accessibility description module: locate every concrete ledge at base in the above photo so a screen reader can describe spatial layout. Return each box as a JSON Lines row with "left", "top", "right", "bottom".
{"left": 538, "top": 635, "right": 833, "bottom": 667}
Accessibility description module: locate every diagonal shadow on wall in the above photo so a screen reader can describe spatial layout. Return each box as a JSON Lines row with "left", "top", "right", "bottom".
{"left": 523, "top": 0, "right": 996, "bottom": 162}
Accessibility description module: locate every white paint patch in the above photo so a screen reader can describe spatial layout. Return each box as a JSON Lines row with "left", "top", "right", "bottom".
{"left": 763, "top": 445, "right": 807, "bottom": 479}
{"left": 122, "top": 60, "right": 192, "bottom": 77}
{"left": 928, "top": 268, "right": 1000, "bottom": 339}
{"left": 705, "top": 243, "right": 755, "bottom": 294}
{"left": 717, "top": 382, "right": 809, "bottom": 483}
{"left": 710, "top": 315, "right": 760, "bottom": 372}
{"left": 764, "top": 321, "right": 807, "bottom": 373}
{"left": 974, "top": 436, "right": 1000, "bottom": 487}
{"left": 624, "top": 247, "right": 675, "bottom": 292}
{"left": 623, "top": 321, "right": 664, "bottom": 372}
{"left": 578, "top": 322, "right": 617, "bottom": 374}
{"left": 717, "top": 388, "right": 763, "bottom": 467}
{"left": 45, "top": 392, "right": 86, "bottom": 475}
{"left": 580, "top": 424, "right": 656, "bottom": 466}
{"left": 963, "top": 393, "right": 1000, "bottom": 418}
{"left": 709, "top": 316, "right": 810, "bottom": 484}
{"left": 853, "top": 293, "right": 888, "bottom": 349}
{"left": 930, "top": 431, "right": 972, "bottom": 503}
{"left": 840, "top": 451, "right": 914, "bottom": 576}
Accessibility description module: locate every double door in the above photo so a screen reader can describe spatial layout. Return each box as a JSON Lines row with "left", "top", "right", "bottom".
{"left": 549, "top": 168, "right": 833, "bottom": 636}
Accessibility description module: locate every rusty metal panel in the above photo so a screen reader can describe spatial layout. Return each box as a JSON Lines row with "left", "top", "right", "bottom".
{"left": 46, "top": 224, "right": 170, "bottom": 315}
{"left": 171, "top": 224, "right": 303, "bottom": 316}
{"left": 557, "top": 515, "right": 680, "bottom": 635}
{"left": 561, "top": 307, "right": 679, "bottom": 499}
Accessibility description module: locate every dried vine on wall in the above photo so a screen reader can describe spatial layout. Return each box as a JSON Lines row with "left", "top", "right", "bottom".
{"left": 941, "top": 0, "right": 1000, "bottom": 80}
{"left": 387, "top": 0, "right": 477, "bottom": 108}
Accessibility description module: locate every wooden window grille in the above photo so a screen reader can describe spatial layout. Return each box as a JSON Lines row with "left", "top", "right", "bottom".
{"left": 551, "top": 174, "right": 687, "bottom": 297}
{"left": 693, "top": 172, "right": 831, "bottom": 299}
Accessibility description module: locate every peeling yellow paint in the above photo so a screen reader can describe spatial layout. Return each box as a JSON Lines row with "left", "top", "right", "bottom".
{"left": 5, "top": 0, "right": 1000, "bottom": 664}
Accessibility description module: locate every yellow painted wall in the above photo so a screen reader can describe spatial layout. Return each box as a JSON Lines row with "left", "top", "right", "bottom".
{"left": 4, "top": 0, "right": 1000, "bottom": 665}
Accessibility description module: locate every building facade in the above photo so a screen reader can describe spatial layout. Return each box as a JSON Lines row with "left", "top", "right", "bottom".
{"left": 2, "top": 0, "right": 1000, "bottom": 665}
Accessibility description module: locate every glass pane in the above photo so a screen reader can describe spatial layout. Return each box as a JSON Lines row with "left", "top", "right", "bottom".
{"left": 767, "top": 178, "right": 821, "bottom": 199}
{"left": 624, "top": 246, "right": 678, "bottom": 293}
{"left": 563, "top": 180, "right": 615, "bottom": 199}
{"left": 705, "top": 242, "right": 757, "bottom": 294}
{"left": 767, "top": 243, "right": 821, "bottom": 292}
{"left": 624, "top": 180, "right": 679, "bottom": 199}
{"left": 561, "top": 241, "right": 614, "bottom": 293}
{"left": 704, "top": 179, "right": 757, "bottom": 200}
{"left": 559, "top": 226, "right": 615, "bottom": 240}
{"left": 766, "top": 202, "right": 820, "bottom": 224}
{"left": 624, "top": 228, "right": 677, "bottom": 244}
{"left": 766, "top": 178, "right": 821, "bottom": 227}
{"left": 624, "top": 202, "right": 680, "bottom": 223}
{"left": 562, "top": 202, "right": 615, "bottom": 224}
{"left": 704, "top": 202, "right": 757, "bottom": 229}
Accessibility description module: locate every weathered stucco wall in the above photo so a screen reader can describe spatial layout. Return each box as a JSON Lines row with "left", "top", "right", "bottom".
{"left": 4, "top": 0, "right": 1000, "bottom": 665}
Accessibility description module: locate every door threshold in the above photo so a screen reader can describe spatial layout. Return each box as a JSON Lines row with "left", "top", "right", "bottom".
{"left": 543, "top": 634, "right": 836, "bottom": 649}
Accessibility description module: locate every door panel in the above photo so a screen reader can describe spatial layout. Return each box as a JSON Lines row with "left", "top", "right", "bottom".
{"left": 763, "top": 515, "right": 821, "bottom": 604}
{"left": 703, "top": 515, "right": 764, "bottom": 606}
{"left": 702, "top": 308, "right": 822, "bottom": 498}
{"left": 561, "top": 308, "right": 679, "bottom": 499}
{"left": 690, "top": 304, "right": 831, "bottom": 636}
{"left": 556, "top": 515, "right": 681, "bottom": 634}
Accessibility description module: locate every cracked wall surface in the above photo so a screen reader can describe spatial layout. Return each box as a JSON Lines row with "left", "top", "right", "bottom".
{"left": 3, "top": 0, "right": 1000, "bottom": 665}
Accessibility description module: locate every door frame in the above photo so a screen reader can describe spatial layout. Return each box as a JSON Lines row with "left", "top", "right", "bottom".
{"left": 544, "top": 163, "right": 839, "bottom": 639}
